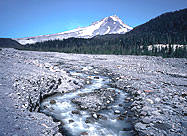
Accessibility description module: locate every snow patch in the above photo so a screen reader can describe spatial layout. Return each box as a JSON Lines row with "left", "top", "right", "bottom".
{"left": 147, "top": 44, "right": 186, "bottom": 51}
{"left": 104, "top": 26, "right": 111, "bottom": 34}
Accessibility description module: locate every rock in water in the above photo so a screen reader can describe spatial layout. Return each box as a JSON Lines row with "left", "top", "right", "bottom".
{"left": 92, "top": 113, "right": 98, "bottom": 119}
{"left": 114, "top": 110, "right": 121, "bottom": 114}
{"left": 72, "top": 110, "right": 80, "bottom": 114}
{"left": 80, "top": 132, "right": 88, "bottom": 135}
{"left": 50, "top": 99, "right": 56, "bottom": 104}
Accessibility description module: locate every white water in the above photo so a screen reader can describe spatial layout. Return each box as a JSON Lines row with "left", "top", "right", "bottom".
{"left": 40, "top": 69, "right": 133, "bottom": 136}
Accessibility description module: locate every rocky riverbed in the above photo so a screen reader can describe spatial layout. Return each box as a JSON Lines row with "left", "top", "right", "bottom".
{"left": 0, "top": 48, "right": 186, "bottom": 136}
{"left": 40, "top": 71, "right": 136, "bottom": 136}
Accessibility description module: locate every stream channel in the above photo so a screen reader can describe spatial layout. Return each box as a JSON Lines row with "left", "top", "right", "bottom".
{"left": 40, "top": 70, "right": 135, "bottom": 136}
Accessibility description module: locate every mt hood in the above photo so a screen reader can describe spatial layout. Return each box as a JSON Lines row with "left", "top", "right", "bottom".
{"left": 15, "top": 15, "right": 133, "bottom": 45}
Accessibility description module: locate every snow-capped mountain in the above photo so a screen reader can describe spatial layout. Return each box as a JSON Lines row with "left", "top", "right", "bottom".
{"left": 14, "top": 15, "right": 133, "bottom": 45}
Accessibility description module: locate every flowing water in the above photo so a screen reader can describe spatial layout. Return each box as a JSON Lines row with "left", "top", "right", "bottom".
{"left": 40, "top": 69, "right": 134, "bottom": 136}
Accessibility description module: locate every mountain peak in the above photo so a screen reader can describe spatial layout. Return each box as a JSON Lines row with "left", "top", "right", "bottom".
{"left": 109, "top": 14, "right": 120, "bottom": 19}
{"left": 15, "top": 15, "right": 133, "bottom": 45}
{"left": 103, "top": 15, "right": 120, "bottom": 21}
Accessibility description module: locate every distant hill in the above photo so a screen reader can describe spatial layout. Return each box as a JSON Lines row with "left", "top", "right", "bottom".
{"left": 123, "top": 8, "right": 187, "bottom": 45}
{"left": 23, "top": 8, "right": 187, "bottom": 58}
{"left": 130, "top": 9, "right": 187, "bottom": 34}
{"left": 0, "top": 38, "right": 21, "bottom": 48}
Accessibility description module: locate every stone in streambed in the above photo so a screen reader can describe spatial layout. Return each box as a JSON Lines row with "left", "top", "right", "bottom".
{"left": 73, "top": 80, "right": 78, "bottom": 85}
{"left": 142, "top": 117, "right": 152, "bottom": 124}
{"left": 114, "top": 110, "right": 121, "bottom": 114}
{"left": 80, "top": 132, "right": 88, "bottom": 135}
{"left": 107, "top": 100, "right": 111, "bottom": 104}
{"left": 85, "top": 117, "right": 94, "bottom": 124}
{"left": 98, "top": 114, "right": 107, "bottom": 120}
{"left": 92, "top": 113, "right": 98, "bottom": 119}
{"left": 72, "top": 110, "right": 80, "bottom": 114}
{"left": 86, "top": 80, "right": 90, "bottom": 84}
{"left": 135, "top": 122, "right": 147, "bottom": 130}
{"left": 85, "top": 119, "right": 91, "bottom": 124}
{"left": 183, "top": 108, "right": 187, "bottom": 116}
{"left": 50, "top": 99, "right": 56, "bottom": 104}
{"left": 119, "top": 104, "right": 123, "bottom": 107}
{"left": 69, "top": 119, "right": 74, "bottom": 123}
{"left": 94, "top": 76, "right": 99, "bottom": 79}
{"left": 146, "top": 98, "right": 154, "bottom": 104}
{"left": 117, "top": 116, "right": 125, "bottom": 120}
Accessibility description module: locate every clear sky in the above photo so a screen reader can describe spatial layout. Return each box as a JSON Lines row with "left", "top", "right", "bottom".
{"left": 0, "top": 0, "right": 186, "bottom": 38}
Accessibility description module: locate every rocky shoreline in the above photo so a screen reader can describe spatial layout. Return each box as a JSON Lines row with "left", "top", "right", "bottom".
{"left": 0, "top": 48, "right": 186, "bottom": 136}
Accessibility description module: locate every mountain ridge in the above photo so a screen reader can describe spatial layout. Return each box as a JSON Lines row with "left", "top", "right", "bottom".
{"left": 14, "top": 15, "right": 132, "bottom": 45}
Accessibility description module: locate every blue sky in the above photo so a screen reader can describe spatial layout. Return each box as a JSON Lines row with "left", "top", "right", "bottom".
{"left": 0, "top": 0, "right": 186, "bottom": 38}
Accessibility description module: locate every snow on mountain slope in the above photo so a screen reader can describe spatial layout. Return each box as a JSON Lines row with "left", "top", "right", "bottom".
{"left": 14, "top": 15, "right": 133, "bottom": 45}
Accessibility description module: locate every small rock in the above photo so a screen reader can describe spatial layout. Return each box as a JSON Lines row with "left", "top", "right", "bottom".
{"left": 111, "top": 98, "right": 114, "bottom": 102}
{"left": 136, "top": 90, "right": 142, "bottom": 95}
{"left": 92, "top": 113, "right": 98, "bottom": 119}
{"left": 155, "top": 97, "right": 161, "bottom": 103}
{"left": 135, "top": 122, "right": 147, "bottom": 130}
{"left": 116, "top": 77, "right": 120, "bottom": 80}
{"left": 58, "top": 78, "right": 62, "bottom": 85}
{"left": 131, "top": 107, "right": 137, "bottom": 111}
{"left": 152, "top": 110, "right": 161, "bottom": 116}
{"left": 43, "top": 105, "right": 48, "bottom": 109}
{"left": 80, "top": 105, "right": 88, "bottom": 110}
{"left": 99, "top": 115, "right": 107, "bottom": 120}
{"left": 146, "top": 99, "right": 154, "bottom": 104}
{"left": 114, "top": 110, "right": 121, "bottom": 114}
{"left": 94, "top": 71, "right": 99, "bottom": 74}
{"left": 144, "top": 90, "right": 154, "bottom": 93}
{"left": 69, "top": 119, "right": 74, "bottom": 123}
{"left": 142, "top": 117, "right": 152, "bottom": 124}
{"left": 80, "top": 132, "right": 88, "bottom": 135}
{"left": 85, "top": 119, "right": 91, "bottom": 124}
{"left": 60, "top": 121, "right": 65, "bottom": 126}
{"left": 94, "top": 76, "right": 99, "bottom": 79}
{"left": 119, "top": 104, "right": 123, "bottom": 107}
{"left": 107, "top": 100, "right": 111, "bottom": 104}
{"left": 50, "top": 99, "right": 56, "bottom": 104}
{"left": 181, "top": 92, "right": 187, "bottom": 97}
{"left": 136, "top": 105, "right": 141, "bottom": 109}
{"left": 55, "top": 132, "right": 63, "bottom": 136}
{"left": 73, "top": 80, "right": 78, "bottom": 85}
{"left": 117, "top": 116, "right": 124, "bottom": 120}
{"left": 17, "top": 93, "right": 21, "bottom": 96}
{"left": 131, "top": 101, "right": 138, "bottom": 107}
{"left": 72, "top": 110, "right": 80, "bottom": 114}
{"left": 125, "top": 97, "right": 131, "bottom": 102}
{"left": 123, "top": 111, "right": 128, "bottom": 115}
{"left": 183, "top": 110, "right": 187, "bottom": 116}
